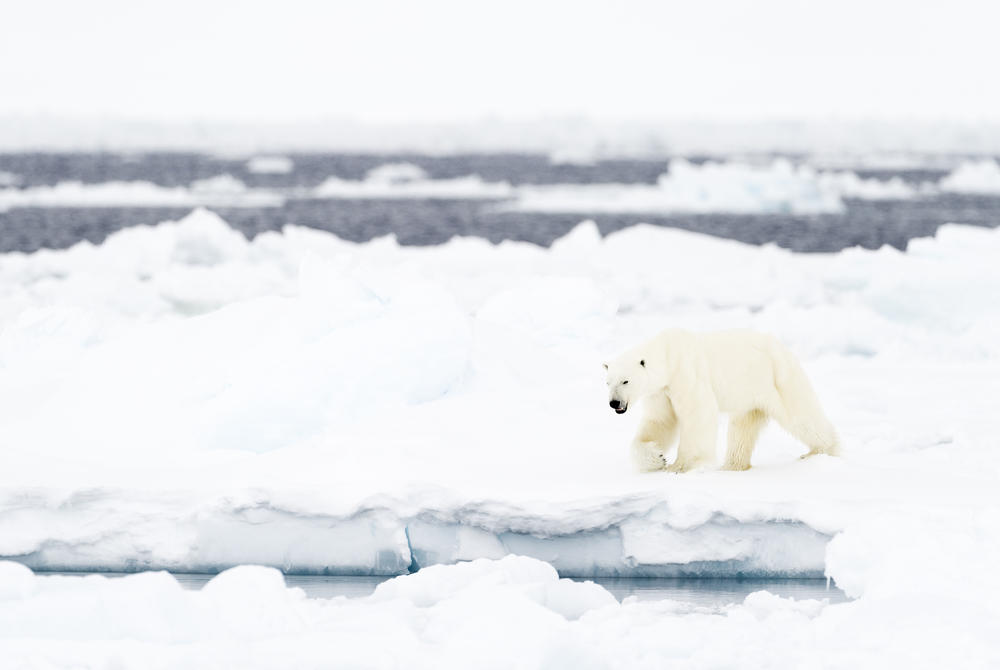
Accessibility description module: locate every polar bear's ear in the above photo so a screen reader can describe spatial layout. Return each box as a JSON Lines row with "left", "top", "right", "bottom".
{"left": 640, "top": 359, "right": 645, "bottom": 367}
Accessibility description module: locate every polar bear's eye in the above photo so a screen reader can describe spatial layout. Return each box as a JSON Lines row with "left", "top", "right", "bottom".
{"left": 622, "top": 380, "right": 628, "bottom": 385}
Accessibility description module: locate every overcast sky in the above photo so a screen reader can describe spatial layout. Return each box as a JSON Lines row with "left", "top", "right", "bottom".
{"left": 1, "top": 0, "right": 997, "bottom": 124}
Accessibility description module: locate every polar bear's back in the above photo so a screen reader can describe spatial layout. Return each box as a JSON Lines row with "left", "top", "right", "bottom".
{"left": 686, "top": 330, "right": 794, "bottom": 413}
{"left": 696, "top": 329, "right": 788, "bottom": 371}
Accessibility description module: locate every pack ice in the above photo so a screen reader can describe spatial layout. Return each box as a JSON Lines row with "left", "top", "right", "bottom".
{"left": 0, "top": 207, "right": 998, "bottom": 666}
{"left": 0, "top": 209, "right": 995, "bottom": 577}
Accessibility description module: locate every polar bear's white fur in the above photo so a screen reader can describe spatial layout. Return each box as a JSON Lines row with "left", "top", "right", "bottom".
{"left": 604, "top": 329, "right": 839, "bottom": 472}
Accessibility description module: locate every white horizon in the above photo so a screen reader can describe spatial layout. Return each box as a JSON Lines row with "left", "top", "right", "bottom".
{"left": 3, "top": 0, "right": 999, "bottom": 128}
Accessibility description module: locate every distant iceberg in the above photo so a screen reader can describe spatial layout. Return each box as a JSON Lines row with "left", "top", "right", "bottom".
{"left": 246, "top": 155, "right": 295, "bottom": 175}
{"left": 0, "top": 176, "right": 284, "bottom": 210}
{"left": 312, "top": 162, "right": 514, "bottom": 199}
{"left": 939, "top": 159, "right": 1000, "bottom": 194}
{"left": 509, "top": 159, "right": 921, "bottom": 215}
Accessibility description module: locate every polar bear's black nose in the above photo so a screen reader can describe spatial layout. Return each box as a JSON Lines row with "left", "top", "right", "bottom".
{"left": 609, "top": 399, "right": 621, "bottom": 409}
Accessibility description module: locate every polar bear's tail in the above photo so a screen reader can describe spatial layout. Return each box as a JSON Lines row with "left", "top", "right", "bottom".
{"left": 770, "top": 342, "right": 840, "bottom": 457}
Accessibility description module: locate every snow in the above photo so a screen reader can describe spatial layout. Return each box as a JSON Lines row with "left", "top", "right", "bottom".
{"left": 0, "top": 554, "right": 996, "bottom": 668}
{"left": 245, "top": 155, "right": 294, "bottom": 174}
{"left": 939, "top": 159, "right": 1000, "bottom": 194}
{"left": 0, "top": 207, "right": 997, "bottom": 578}
{"left": 0, "top": 206, "right": 998, "bottom": 664}
{"left": 0, "top": 170, "right": 19, "bottom": 187}
{"left": 0, "top": 176, "right": 284, "bottom": 210}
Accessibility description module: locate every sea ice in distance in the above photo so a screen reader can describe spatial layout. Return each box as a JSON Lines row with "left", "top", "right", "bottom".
{"left": 0, "top": 176, "right": 284, "bottom": 210}
{"left": 509, "top": 159, "right": 923, "bottom": 215}
{"left": 939, "top": 158, "right": 1000, "bottom": 194}
{"left": 245, "top": 155, "right": 295, "bottom": 175}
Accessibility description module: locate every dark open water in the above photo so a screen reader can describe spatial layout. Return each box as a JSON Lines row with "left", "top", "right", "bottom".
{"left": 1, "top": 152, "right": 998, "bottom": 253}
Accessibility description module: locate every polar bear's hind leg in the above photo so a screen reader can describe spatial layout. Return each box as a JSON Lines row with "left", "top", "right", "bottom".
{"left": 771, "top": 352, "right": 840, "bottom": 458}
{"left": 773, "top": 390, "right": 840, "bottom": 458}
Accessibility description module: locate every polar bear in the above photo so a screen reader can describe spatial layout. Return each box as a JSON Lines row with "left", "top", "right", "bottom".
{"left": 604, "top": 329, "right": 839, "bottom": 472}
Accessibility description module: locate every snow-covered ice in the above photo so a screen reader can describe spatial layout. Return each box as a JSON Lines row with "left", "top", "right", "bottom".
{"left": 4, "top": 158, "right": 996, "bottom": 214}
{"left": 0, "top": 553, "right": 996, "bottom": 668}
{"left": 0, "top": 176, "right": 284, "bottom": 210}
{"left": 306, "top": 158, "right": 948, "bottom": 212}
{"left": 311, "top": 162, "right": 514, "bottom": 199}
{"left": 939, "top": 159, "right": 1000, "bottom": 194}
{"left": 0, "top": 207, "right": 997, "bottom": 574}
{"left": 245, "top": 155, "right": 295, "bottom": 175}
{"left": 0, "top": 205, "right": 998, "bottom": 665}
{"left": 511, "top": 159, "right": 927, "bottom": 215}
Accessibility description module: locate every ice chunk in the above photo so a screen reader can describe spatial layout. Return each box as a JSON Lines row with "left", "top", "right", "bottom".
{"left": 245, "top": 155, "right": 294, "bottom": 174}
{"left": 0, "top": 177, "right": 284, "bottom": 208}
{"left": 365, "top": 162, "right": 430, "bottom": 183}
{"left": 939, "top": 159, "right": 1000, "bottom": 194}
{"left": 312, "top": 162, "right": 513, "bottom": 199}
{"left": 511, "top": 159, "right": 848, "bottom": 214}
{"left": 0, "top": 561, "right": 35, "bottom": 600}
{"left": 371, "top": 555, "right": 616, "bottom": 619}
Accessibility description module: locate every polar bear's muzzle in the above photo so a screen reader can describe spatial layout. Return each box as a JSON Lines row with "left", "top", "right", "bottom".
{"left": 609, "top": 399, "right": 628, "bottom": 414}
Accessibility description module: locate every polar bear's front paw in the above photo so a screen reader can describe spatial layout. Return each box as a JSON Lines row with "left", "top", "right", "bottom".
{"left": 631, "top": 441, "right": 667, "bottom": 473}
{"left": 665, "top": 460, "right": 691, "bottom": 473}
{"left": 667, "top": 458, "right": 710, "bottom": 473}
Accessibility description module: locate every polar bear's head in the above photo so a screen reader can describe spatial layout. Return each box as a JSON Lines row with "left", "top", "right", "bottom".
{"left": 603, "top": 353, "right": 649, "bottom": 415}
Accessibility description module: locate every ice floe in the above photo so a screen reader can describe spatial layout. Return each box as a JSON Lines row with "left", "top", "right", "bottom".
{"left": 0, "top": 553, "right": 995, "bottom": 669}
{"left": 0, "top": 176, "right": 284, "bottom": 210}
{"left": 510, "top": 159, "right": 928, "bottom": 215}
{"left": 0, "top": 209, "right": 996, "bottom": 583}
{"left": 312, "top": 162, "right": 514, "bottom": 199}
{"left": 0, "top": 205, "right": 998, "bottom": 664}
{"left": 939, "top": 158, "right": 1000, "bottom": 194}
{"left": 7, "top": 158, "right": 1000, "bottom": 214}
{"left": 245, "top": 155, "right": 295, "bottom": 175}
